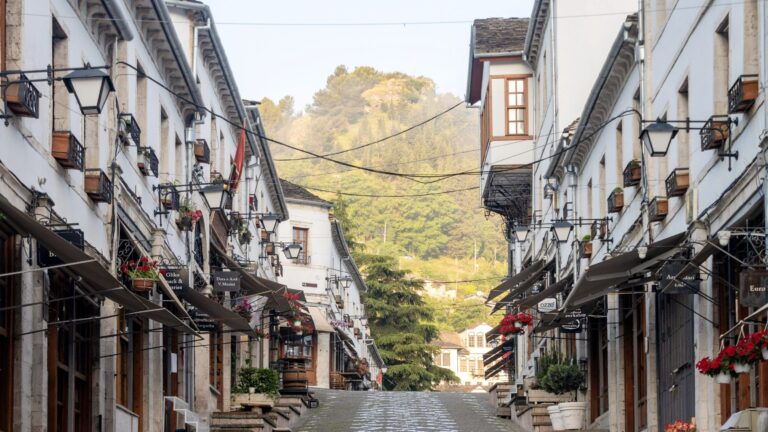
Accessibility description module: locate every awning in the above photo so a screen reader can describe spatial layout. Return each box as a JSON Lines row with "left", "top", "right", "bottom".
{"left": 307, "top": 306, "right": 334, "bottom": 332}
{"left": 487, "top": 259, "right": 545, "bottom": 302}
{"left": 485, "top": 354, "right": 512, "bottom": 380}
{"left": 533, "top": 311, "right": 566, "bottom": 334}
{"left": 517, "top": 276, "right": 573, "bottom": 309}
{"left": 210, "top": 242, "right": 282, "bottom": 296}
{"left": 177, "top": 288, "right": 253, "bottom": 334}
{"left": 483, "top": 338, "right": 515, "bottom": 366}
{"left": 563, "top": 233, "right": 685, "bottom": 308}
{"left": 485, "top": 323, "right": 501, "bottom": 343}
{"left": 0, "top": 195, "right": 197, "bottom": 334}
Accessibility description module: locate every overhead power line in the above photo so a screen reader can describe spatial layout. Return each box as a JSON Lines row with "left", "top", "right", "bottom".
{"left": 300, "top": 185, "right": 480, "bottom": 198}
{"left": 275, "top": 101, "right": 464, "bottom": 161}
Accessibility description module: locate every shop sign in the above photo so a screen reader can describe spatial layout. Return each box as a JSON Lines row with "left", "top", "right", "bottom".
{"left": 739, "top": 270, "right": 768, "bottom": 308}
{"left": 213, "top": 271, "right": 240, "bottom": 292}
{"left": 189, "top": 308, "right": 217, "bottom": 332}
{"left": 537, "top": 298, "right": 557, "bottom": 313}
{"left": 162, "top": 266, "right": 186, "bottom": 293}
{"left": 38, "top": 229, "right": 85, "bottom": 267}
{"left": 659, "top": 258, "right": 699, "bottom": 294}
{"left": 559, "top": 308, "right": 587, "bottom": 333}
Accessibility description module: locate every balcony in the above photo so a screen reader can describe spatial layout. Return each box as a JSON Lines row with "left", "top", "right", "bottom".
{"left": 728, "top": 74, "right": 759, "bottom": 114}
{"left": 608, "top": 189, "right": 624, "bottom": 213}
{"left": 700, "top": 116, "right": 730, "bottom": 151}
{"left": 665, "top": 168, "right": 689, "bottom": 197}
{"left": 649, "top": 197, "right": 668, "bottom": 222}
{"left": 622, "top": 160, "right": 641, "bottom": 187}
{"left": 5, "top": 74, "right": 40, "bottom": 118}
{"left": 137, "top": 147, "right": 159, "bottom": 177}
{"left": 194, "top": 139, "right": 210, "bottom": 164}
{"left": 118, "top": 113, "right": 141, "bottom": 146}
{"left": 51, "top": 131, "right": 84, "bottom": 171}
{"left": 84, "top": 169, "right": 113, "bottom": 203}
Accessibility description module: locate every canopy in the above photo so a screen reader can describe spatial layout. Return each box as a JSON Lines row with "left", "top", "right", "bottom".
{"left": 483, "top": 338, "right": 515, "bottom": 366}
{"left": 517, "top": 276, "right": 573, "bottom": 309}
{"left": 0, "top": 194, "right": 197, "bottom": 334}
{"left": 487, "top": 259, "right": 545, "bottom": 302}
{"left": 563, "top": 233, "right": 685, "bottom": 308}
{"left": 307, "top": 306, "right": 334, "bottom": 332}
{"left": 177, "top": 288, "right": 253, "bottom": 333}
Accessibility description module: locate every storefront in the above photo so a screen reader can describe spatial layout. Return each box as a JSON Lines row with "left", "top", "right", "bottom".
{"left": 0, "top": 226, "right": 17, "bottom": 432}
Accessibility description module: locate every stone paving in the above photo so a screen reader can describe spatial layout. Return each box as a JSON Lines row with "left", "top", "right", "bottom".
{"left": 295, "top": 388, "right": 529, "bottom": 432}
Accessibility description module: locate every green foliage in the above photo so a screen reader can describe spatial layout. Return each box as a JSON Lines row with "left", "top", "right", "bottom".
{"left": 536, "top": 351, "right": 566, "bottom": 382}
{"left": 359, "top": 254, "right": 458, "bottom": 390}
{"left": 539, "top": 363, "right": 584, "bottom": 395}
{"left": 235, "top": 368, "right": 280, "bottom": 397}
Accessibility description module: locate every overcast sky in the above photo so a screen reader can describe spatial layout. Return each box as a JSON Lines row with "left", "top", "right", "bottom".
{"left": 204, "top": 0, "right": 534, "bottom": 110}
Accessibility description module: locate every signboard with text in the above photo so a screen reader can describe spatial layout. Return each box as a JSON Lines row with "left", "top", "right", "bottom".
{"left": 162, "top": 267, "right": 186, "bottom": 293}
{"left": 739, "top": 270, "right": 768, "bottom": 308}
{"left": 189, "top": 308, "right": 217, "bottom": 332}
{"left": 537, "top": 298, "right": 557, "bottom": 313}
{"left": 38, "top": 229, "right": 85, "bottom": 267}
{"left": 559, "top": 308, "right": 587, "bottom": 333}
{"left": 213, "top": 271, "right": 240, "bottom": 292}
{"left": 659, "top": 256, "right": 699, "bottom": 294}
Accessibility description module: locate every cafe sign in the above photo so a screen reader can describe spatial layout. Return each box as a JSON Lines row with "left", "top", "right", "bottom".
{"left": 537, "top": 298, "right": 557, "bottom": 313}
{"left": 189, "top": 308, "right": 217, "bottom": 332}
{"left": 213, "top": 271, "right": 240, "bottom": 292}
{"left": 162, "top": 267, "right": 186, "bottom": 293}
{"left": 739, "top": 270, "right": 768, "bottom": 308}
{"left": 38, "top": 229, "right": 85, "bottom": 267}
{"left": 559, "top": 308, "right": 587, "bottom": 334}
{"left": 659, "top": 256, "right": 699, "bottom": 294}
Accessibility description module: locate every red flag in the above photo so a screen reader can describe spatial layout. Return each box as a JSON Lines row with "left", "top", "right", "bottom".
{"left": 230, "top": 128, "right": 246, "bottom": 190}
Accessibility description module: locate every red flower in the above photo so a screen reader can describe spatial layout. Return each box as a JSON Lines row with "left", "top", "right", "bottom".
{"left": 724, "top": 345, "right": 737, "bottom": 357}
{"left": 140, "top": 256, "right": 149, "bottom": 263}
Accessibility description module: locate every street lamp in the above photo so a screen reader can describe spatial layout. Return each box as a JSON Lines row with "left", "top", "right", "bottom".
{"left": 259, "top": 213, "right": 280, "bottom": 233}
{"left": 512, "top": 224, "right": 530, "bottom": 243}
{"left": 282, "top": 242, "right": 303, "bottom": 260}
{"left": 340, "top": 275, "right": 353, "bottom": 290}
{"left": 201, "top": 183, "right": 230, "bottom": 210}
{"left": 637, "top": 245, "right": 648, "bottom": 260}
{"left": 639, "top": 118, "right": 678, "bottom": 157}
{"left": 551, "top": 220, "right": 573, "bottom": 243}
{"left": 62, "top": 65, "right": 115, "bottom": 115}
{"left": 717, "top": 230, "right": 731, "bottom": 247}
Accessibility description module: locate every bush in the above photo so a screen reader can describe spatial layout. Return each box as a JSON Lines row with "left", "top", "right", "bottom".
{"left": 536, "top": 351, "right": 564, "bottom": 382}
{"left": 539, "top": 363, "right": 584, "bottom": 395}
{"left": 235, "top": 367, "right": 280, "bottom": 397}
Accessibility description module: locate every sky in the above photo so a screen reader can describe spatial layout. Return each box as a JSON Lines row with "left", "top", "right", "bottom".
{"left": 205, "top": 0, "right": 534, "bottom": 110}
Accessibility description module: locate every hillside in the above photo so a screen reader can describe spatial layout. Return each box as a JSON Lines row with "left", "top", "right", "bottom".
{"left": 262, "top": 65, "right": 507, "bottom": 331}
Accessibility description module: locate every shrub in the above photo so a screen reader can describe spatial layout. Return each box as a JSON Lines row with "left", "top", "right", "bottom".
{"left": 235, "top": 367, "right": 280, "bottom": 397}
{"left": 536, "top": 351, "right": 564, "bottom": 382}
{"left": 540, "top": 362, "right": 584, "bottom": 395}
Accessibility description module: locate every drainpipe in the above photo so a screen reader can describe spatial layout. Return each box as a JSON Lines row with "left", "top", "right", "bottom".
{"left": 638, "top": 0, "right": 652, "bottom": 245}
{"left": 192, "top": 18, "right": 211, "bottom": 81}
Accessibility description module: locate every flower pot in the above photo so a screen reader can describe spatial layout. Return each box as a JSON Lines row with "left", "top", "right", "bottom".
{"left": 716, "top": 372, "right": 732, "bottom": 384}
{"left": 176, "top": 218, "right": 193, "bottom": 232}
{"left": 514, "top": 321, "right": 523, "bottom": 328}
{"left": 558, "top": 401, "right": 587, "bottom": 430}
{"left": 734, "top": 362, "right": 751, "bottom": 374}
{"left": 547, "top": 405, "right": 565, "bottom": 431}
{"left": 293, "top": 320, "right": 302, "bottom": 327}
{"left": 761, "top": 347, "right": 768, "bottom": 361}
{"left": 132, "top": 278, "right": 155, "bottom": 293}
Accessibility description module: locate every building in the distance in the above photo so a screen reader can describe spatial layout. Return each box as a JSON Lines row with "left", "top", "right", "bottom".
{"left": 433, "top": 324, "right": 507, "bottom": 389}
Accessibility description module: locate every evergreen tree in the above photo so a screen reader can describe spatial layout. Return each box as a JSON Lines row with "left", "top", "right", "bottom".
{"left": 359, "top": 255, "right": 458, "bottom": 390}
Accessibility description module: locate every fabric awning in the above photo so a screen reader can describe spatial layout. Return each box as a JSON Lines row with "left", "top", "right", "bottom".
{"left": 483, "top": 338, "right": 515, "bottom": 366}
{"left": 307, "top": 306, "right": 334, "bottom": 332}
{"left": 485, "top": 354, "right": 512, "bottom": 380}
{"left": 517, "top": 276, "right": 573, "bottom": 309}
{"left": 487, "top": 259, "right": 546, "bottom": 302}
{"left": 563, "top": 233, "right": 685, "bottom": 308}
{"left": 0, "top": 195, "right": 197, "bottom": 333}
{"left": 210, "top": 242, "right": 282, "bottom": 296}
{"left": 485, "top": 323, "right": 501, "bottom": 343}
{"left": 177, "top": 288, "right": 253, "bottom": 333}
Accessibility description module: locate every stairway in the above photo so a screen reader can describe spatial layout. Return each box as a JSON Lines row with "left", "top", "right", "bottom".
{"left": 165, "top": 396, "right": 210, "bottom": 432}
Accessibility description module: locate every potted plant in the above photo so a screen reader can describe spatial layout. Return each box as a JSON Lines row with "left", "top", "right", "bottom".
{"left": 232, "top": 367, "right": 280, "bottom": 408}
{"left": 540, "top": 362, "right": 586, "bottom": 430}
{"left": 176, "top": 198, "right": 202, "bottom": 231}
{"left": 499, "top": 313, "right": 533, "bottom": 338}
{"left": 581, "top": 235, "right": 593, "bottom": 258}
{"left": 695, "top": 353, "right": 735, "bottom": 384}
{"left": 233, "top": 298, "right": 253, "bottom": 322}
{"left": 749, "top": 330, "right": 768, "bottom": 360}
{"left": 547, "top": 405, "right": 566, "bottom": 431}
{"left": 608, "top": 187, "right": 624, "bottom": 213}
{"left": 121, "top": 256, "right": 160, "bottom": 293}
{"left": 238, "top": 226, "right": 253, "bottom": 245}
{"left": 665, "top": 419, "right": 697, "bottom": 432}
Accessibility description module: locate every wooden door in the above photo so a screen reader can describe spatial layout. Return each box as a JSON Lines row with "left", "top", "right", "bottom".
{"left": 657, "top": 293, "right": 695, "bottom": 428}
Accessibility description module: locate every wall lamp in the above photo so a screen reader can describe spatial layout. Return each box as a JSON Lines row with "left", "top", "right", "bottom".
{"left": 551, "top": 220, "right": 573, "bottom": 243}
{"left": 640, "top": 116, "right": 739, "bottom": 169}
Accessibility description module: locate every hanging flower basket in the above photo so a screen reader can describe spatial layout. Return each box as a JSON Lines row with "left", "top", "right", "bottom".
{"left": 695, "top": 353, "right": 735, "bottom": 382}
{"left": 499, "top": 312, "right": 534, "bottom": 336}
{"left": 233, "top": 298, "right": 254, "bottom": 321}
{"left": 716, "top": 372, "right": 732, "bottom": 384}
{"left": 132, "top": 277, "right": 155, "bottom": 292}
{"left": 121, "top": 256, "right": 160, "bottom": 293}
{"left": 176, "top": 198, "right": 202, "bottom": 232}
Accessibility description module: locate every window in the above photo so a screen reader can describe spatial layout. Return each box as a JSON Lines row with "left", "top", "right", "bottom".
{"left": 459, "top": 356, "right": 468, "bottom": 373}
{"left": 599, "top": 157, "right": 607, "bottom": 216}
{"left": 51, "top": 18, "right": 68, "bottom": 132}
{"left": 174, "top": 135, "right": 183, "bottom": 183}
{"left": 209, "top": 329, "right": 224, "bottom": 409}
{"left": 160, "top": 108, "right": 169, "bottom": 182}
{"left": 441, "top": 353, "right": 451, "bottom": 367}
{"left": 586, "top": 179, "right": 593, "bottom": 220}
{"left": 589, "top": 316, "right": 610, "bottom": 420}
{"left": 115, "top": 311, "right": 143, "bottom": 421}
{"left": 677, "top": 80, "right": 689, "bottom": 168}
{"left": 744, "top": 0, "right": 759, "bottom": 76}
{"left": 616, "top": 120, "right": 625, "bottom": 181}
{"left": 467, "top": 333, "right": 475, "bottom": 348}
{"left": 714, "top": 17, "right": 730, "bottom": 113}
{"left": 481, "top": 92, "right": 491, "bottom": 162}
{"left": 506, "top": 78, "right": 527, "bottom": 136}
{"left": 293, "top": 227, "right": 309, "bottom": 264}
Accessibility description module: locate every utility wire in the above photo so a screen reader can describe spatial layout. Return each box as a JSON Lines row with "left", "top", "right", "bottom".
{"left": 300, "top": 185, "right": 479, "bottom": 198}
{"left": 275, "top": 101, "right": 463, "bottom": 161}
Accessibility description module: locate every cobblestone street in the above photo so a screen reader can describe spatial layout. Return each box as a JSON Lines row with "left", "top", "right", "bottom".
{"left": 295, "top": 389, "right": 527, "bottom": 432}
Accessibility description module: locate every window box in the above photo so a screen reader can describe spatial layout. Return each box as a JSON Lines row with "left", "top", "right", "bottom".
{"left": 581, "top": 241, "right": 593, "bottom": 259}
{"left": 260, "top": 230, "right": 270, "bottom": 242}
{"left": 194, "top": 139, "right": 210, "bottom": 164}
{"left": 728, "top": 74, "right": 759, "bottom": 114}
{"left": 137, "top": 147, "right": 158, "bottom": 177}
{"left": 700, "top": 116, "right": 730, "bottom": 151}
{"left": 118, "top": 113, "right": 141, "bottom": 146}
{"left": 84, "top": 169, "right": 113, "bottom": 203}
{"left": 5, "top": 74, "right": 40, "bottom": 118}
{"left": 52, "top": 131, "right": 84, "bottom": 171}
{"left": 622, "top": 160, "right": 641, "bottom": 187}
{"left": 159, "top": 183, "right": 180, "bottom": 210}
{"left": 665, "top": 168, "right": 689, "bottom": 197}
{"left": 649, "top": 197, "right": 668, "bottom": 222}
{"left": 335, "top": 295, "right": 344, "bottom": 309}
{"left": 608, "top": 189, "right": 624, "bottom": 213}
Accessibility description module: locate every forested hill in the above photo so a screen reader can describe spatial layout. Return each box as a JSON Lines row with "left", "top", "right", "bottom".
{"left": 261, "top": 65, "right": 506, "bottom": 302}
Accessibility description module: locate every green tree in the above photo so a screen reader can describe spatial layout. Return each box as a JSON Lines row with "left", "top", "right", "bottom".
{"left": 360, "top": 254, "right": 458, "bottom": 390}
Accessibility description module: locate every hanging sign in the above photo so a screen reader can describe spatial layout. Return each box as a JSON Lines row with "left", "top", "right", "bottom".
{"left": 189, "top": 308, "right": 217, "bottom": 332}
{"left": 213, "top": 271, "right": 240, "bottom": 292}
{"left": 739, "top": 270, "right": 768, "bottom": 308}
{"left": 37, "top": 229, "right": 85, "bottom": 267}
{"left": 659, "top": 258, "right": 699, "bottom": 294}
{"left": 537, "top": 298, "right": 557, "bottom": 313}
{"left": 559, "top": 308, "right": 587, "bottom": 333}
{"left": 162, "top": 267, "right": 186, "bottom": 293}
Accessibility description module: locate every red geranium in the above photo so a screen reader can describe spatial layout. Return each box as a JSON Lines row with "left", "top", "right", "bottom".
{"left": 121, "top": 256, "right": 160, "bottom": 280}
